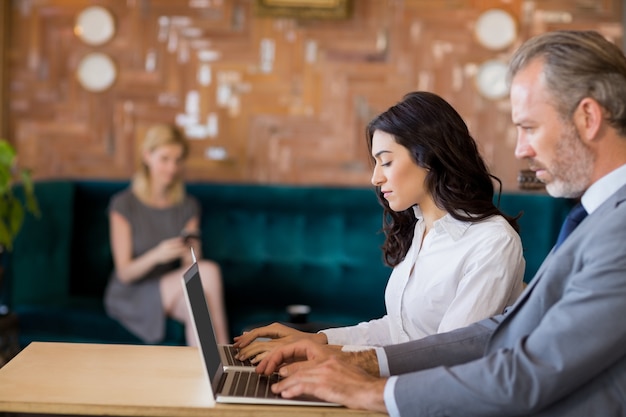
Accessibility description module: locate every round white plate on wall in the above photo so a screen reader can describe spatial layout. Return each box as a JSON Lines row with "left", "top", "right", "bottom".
{"left": 74, "top": 5, "right": 116, "bottom": 46}
{"left": 474, "top": 8, "right": 517, "bottom": 51}
{"left": 76, "top": 52, "right": 117, "bottom": 92}
{"left": 475, "top": 59, "right": 509, "bottom": 100}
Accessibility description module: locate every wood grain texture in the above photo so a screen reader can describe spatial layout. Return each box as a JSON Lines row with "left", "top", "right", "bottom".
{"left": 0, "top": 342, "right": 384, "bottom": 417}
{"left": 2, "top": 0, "right": 623, "bottom": 189}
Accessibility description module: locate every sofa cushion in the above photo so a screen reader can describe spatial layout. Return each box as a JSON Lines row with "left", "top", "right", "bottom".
{"left": 69, "top": 181, "right": 126, "bottom": 300}
{"left": 14, "top": 304, "right": 184, "bottom": 346}
{"left": 10, "top": 181, "right": 74, "bottom": 306}
{"left": 7, "top": 179, "right": 575, "bottom": 347}
{"left": 187, "top": 183, "right": 391, "bottom": 334}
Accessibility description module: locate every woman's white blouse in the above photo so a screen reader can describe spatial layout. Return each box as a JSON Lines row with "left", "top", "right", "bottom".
{"left": 322, "top": 206, "right": 525, "bottom": 347}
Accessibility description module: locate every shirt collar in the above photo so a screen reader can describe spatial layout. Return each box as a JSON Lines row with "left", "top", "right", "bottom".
{"left": 581, "top": 163, "right": 626, "bottom": 214}
{"left": 412, "top": 205, "right": 471, "bottom": 241}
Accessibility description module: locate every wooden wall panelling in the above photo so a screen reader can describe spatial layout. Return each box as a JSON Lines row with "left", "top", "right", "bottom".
{"left": 0, "top": 1, "right": 8, "bottom": 140}
{"left": 5, "top": 0, "right": 624, "bottom": 188}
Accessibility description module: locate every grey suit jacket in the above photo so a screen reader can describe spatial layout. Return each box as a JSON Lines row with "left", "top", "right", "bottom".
{"left": 384, "top": 184, "right": 626, "bottom": 417}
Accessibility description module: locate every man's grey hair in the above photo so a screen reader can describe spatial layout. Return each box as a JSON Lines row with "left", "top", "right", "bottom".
{"left": 508, "top": 30, "right": 626, "bottom": 136}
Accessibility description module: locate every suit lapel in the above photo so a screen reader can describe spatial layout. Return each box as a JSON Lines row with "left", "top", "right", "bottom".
{"left": 491, "top": 184, "right": 626, "bottom": 333}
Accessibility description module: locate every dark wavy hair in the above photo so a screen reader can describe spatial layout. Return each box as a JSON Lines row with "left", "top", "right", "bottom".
{"left": 367, "top": 91, "right": 520, "bottom": 267}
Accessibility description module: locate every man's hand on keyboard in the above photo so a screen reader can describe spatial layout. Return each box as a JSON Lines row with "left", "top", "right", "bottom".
{"left": 254, "top": 339, "right": 387, "bottom": 412}
{"left": 233, "top": 322, "right": 328, "bottom": 364}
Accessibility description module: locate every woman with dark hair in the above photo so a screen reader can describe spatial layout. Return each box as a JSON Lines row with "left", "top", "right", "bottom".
{"left": 369, "top": 91, "right": 521, "bottom": 266}
{"left": 234, "top": 92, "right": 525, "bottom": 359}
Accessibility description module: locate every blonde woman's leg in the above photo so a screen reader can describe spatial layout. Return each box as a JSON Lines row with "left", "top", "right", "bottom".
{"left": 197, "top": 260, "right": 229, "bottom": 344}
{"left": 160, "top": 268, "right": 196, "bottom": 346}
{"left": 160, "top": 262, "right": 229, "bottom": 345}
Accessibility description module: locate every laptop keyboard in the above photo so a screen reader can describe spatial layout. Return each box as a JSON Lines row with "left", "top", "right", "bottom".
{"left": 232, "top": 371, "right": 282, "bottom": 398}
{"left": 221, "top": 345, "right": 254, "bottom": 367}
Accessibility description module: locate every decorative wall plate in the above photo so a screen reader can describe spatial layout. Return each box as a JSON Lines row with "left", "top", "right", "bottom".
{"left": 475, "top": 59, "right": 509, "bottom": 100}
{"left": 74, "top": 6, "right": 115, "bottom": 46}
{"left": 76, "top": 52, "right": 117, "bottom": 92}
{"left": 474, "top": 9, "right": 517, "bottom": 51}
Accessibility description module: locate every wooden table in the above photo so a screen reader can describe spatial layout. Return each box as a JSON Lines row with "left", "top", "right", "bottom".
{"left": 0, "top": 342, "right": 385, "bottom": 417}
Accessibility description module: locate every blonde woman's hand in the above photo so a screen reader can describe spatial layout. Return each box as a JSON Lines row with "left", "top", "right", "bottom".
{"left": 233, "top": 322, "right": 328, "bottom": 363}
{"left": 153, "top": 237, "right": 187, "bottom": 264}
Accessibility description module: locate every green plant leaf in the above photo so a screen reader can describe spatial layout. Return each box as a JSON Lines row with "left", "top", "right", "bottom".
{"left": 20, "top": 168, "right": 40, "bottom": 217}
{"left": 0, "top": 140, "right": 16, "bottom": 167}
{"left": 0, "top": 196, "right": 16, "bottom": 251}
{"left": 0, "top": 139, "right": 39, "bottom": 251}
{"left": 7, "top": 199, "right": 24, "bottom": 237}
{"left": 0, "top": 218, "right": 12, "bottom": 251}
{"left": 0, "top": 166, "right": 10, "bottom": 195}
{"left": 0, "top": 140, "right": 15, "bottom": 197}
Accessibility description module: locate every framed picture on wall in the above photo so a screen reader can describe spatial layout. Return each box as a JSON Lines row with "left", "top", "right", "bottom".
{"left": 254, "top": 0, "right": 352, "bottom": 19}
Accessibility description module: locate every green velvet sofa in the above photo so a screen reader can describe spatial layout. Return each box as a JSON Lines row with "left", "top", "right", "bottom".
{"left": 5, "top": 180, "right": 574, "bottom": 347}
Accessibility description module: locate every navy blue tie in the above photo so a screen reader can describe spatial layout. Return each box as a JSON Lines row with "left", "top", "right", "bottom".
{"left": 554, "top": 203, "right": 588, "bottom": 250}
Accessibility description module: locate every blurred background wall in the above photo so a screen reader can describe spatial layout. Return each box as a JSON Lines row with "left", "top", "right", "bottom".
{"left": 1, "top": 0, "right": 622, "bottom": 189}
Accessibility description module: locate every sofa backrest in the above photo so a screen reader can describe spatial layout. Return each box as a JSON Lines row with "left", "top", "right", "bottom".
{"left": 9, "top": 180, "right": 575, "bottom": 335}
{"left": 186, "top": 183, "right": 390, "bottom": 328}
{"left": 63, "top": 181, "right": 390, "bottom": 331}
{"left": 496, "top": 193, "right": 574, "bottom": 282}
{"left": 69, "top": 181, "right": 127, "bottom": 302}
{"left": 10, "top": 181, "right": 75, "bottom": 306}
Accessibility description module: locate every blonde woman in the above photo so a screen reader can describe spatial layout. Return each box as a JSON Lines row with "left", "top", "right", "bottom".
{"left": 104, "top": 124, "right": 229, "bottom": 345}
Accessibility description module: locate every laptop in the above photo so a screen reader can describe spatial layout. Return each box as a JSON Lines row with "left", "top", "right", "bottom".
{"left": 181, "top": 259, "right": 340, "bottom": 407}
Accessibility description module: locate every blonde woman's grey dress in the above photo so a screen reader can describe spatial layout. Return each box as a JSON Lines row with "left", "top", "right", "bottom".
{"left": 104, "top": 189, "right": 199, "bottom": 343}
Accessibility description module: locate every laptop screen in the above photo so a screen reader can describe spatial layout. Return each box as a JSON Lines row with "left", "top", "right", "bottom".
{"left": 182, "top": 262, "right": 222, "bottom": 384}
{"left": 182, "top": 261, "right": 341, "bottom": 407}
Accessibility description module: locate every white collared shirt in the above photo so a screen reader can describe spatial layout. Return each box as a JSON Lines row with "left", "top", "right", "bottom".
{"left": 322, "top": 206, "right": 525, "bottom": 347}
{"left": 581, "top": 163, "right": 626, "bottom": 214}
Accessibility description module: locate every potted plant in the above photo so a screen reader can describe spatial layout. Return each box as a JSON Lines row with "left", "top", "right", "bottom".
{"left": 0, "top": 139, "right": 39, "bottom": 315}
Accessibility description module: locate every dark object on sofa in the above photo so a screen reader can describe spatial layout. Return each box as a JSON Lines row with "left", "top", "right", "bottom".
{"left": 6, "top": 181, "right": 574, "bottom": 347}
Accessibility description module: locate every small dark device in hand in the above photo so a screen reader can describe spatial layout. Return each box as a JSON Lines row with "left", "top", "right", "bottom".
{"left": 181, "top": 230, "right": 201, "bottom": 243}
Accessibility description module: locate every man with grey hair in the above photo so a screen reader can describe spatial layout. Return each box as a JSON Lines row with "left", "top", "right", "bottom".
{"left": 255, "top": 30, "right": 626, "bottom": 416}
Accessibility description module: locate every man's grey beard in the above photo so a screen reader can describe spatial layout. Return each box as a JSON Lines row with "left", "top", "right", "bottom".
{"left": 545, "top": 124, "right": 594, "bottom": 198}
